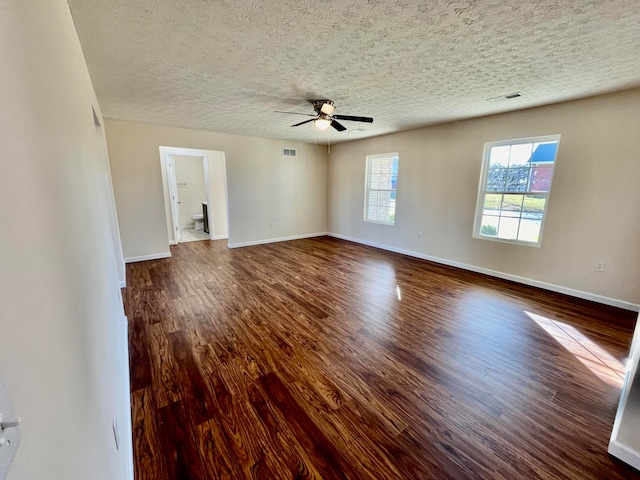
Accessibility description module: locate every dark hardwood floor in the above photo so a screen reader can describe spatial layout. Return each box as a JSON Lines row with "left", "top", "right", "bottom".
{"left": 124, "top": 236, "right": 640, "bottom": 479}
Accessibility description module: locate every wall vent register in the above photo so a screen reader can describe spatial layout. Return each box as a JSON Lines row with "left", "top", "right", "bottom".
{"left": 282, "top": 148, "right": 297, "bottom": 157}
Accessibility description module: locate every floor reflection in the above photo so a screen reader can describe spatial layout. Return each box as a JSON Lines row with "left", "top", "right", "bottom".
{"left": 526, "top": 311, "right": 625, "bottom": 388}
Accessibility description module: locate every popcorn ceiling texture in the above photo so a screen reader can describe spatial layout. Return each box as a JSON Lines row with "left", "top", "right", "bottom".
{"left": 68, "top": 0, "right": 640, "bottom": 144}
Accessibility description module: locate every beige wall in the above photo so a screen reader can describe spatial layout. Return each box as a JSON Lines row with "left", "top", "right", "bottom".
{"left": 106, "top": 120, "right": 328, "bottom": 258}
{"left": 0, "top": 1, "right": 131, "bottom": 479}
{"left": 328, "top": 89, "right": 640, "bottom": 307}
{"left": 173, "top": 154, "right": 207, "bottom": 228}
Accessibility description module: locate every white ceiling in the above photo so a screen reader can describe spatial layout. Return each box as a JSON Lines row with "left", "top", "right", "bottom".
{"left": 68, "top": 0, "right": 640, "bottom": 144}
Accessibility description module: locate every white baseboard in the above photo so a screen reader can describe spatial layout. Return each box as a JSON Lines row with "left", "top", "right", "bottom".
{"left": 228, "top": 232, "right": 328, "bottom": 249}
{"left": 609, "top": 440, "right": 640, "bottom": 471}
{"left": 124, "top": 252, "right": 171, "bottom": 263}
{"left": 213, "top": 234, "right": 229, "bottom": 240}
{"left": 328, "top": 233, "right": 639, "bottom": 312}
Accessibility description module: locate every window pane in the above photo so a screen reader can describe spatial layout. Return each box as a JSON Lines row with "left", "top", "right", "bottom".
{"left": 505, "top": 166, "right": 530, "bottom": 192}
{"left": 483, "top": 194, "right": 502, "bottom": 213}
{"left": 518, "top": 219, "right": 542, "bottom": 243}
{"left": 509, "top": 143, "right": 533, "bottom": 166}
{"left": 497, "top": 217, "right": 519, "bottom": 240}
{"left": 487, "top": 166, "right": 506, "bottom": 191}
{"left": 523, "top": 195, "right": 546, "bottom": 219}
{"left": 501, "top": 194, "right": 524, "bottom": 216}
{"left": 479, "top": 215, "right": 499, "bottom": 237}
{"left": 380, "top": 174, "right": 391, "bottom": 189}
{"left": 531, "top": 142, "right": 558, "bottom": 162}
{"left": 489, "top": 145, "right": 510, "bottom": 166}
{"left": 530, "top": 165, "right": 553, "bottom": 192}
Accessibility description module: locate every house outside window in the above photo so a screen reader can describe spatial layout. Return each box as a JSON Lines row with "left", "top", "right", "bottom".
{"left": 473, "top": 135, "right": 560, "bottom": 246}
{"left": 364, "top": 153, "right": 398, "bottom": 225}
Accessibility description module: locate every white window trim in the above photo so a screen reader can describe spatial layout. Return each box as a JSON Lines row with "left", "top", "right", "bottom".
{"left": 364, "top": 152, "right": 399, "bottom": 226}
{"left": 472, "top": 134, "right": 561, "bottom": 247}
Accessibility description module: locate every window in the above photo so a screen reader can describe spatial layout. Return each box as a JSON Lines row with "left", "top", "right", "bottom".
{"left": 364, "top": 153, "right": 398, "bottom": 225}
{"left": 473, "top": 135, "right": 560, "bottom": 246}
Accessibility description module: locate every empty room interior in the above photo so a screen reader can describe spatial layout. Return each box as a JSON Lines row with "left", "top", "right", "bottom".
{"left": 3, "top": 1, "right": 640, "bottom": 479}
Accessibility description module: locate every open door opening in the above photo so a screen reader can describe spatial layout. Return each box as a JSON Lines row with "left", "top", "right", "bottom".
{"left": 159, "top": 146, "right": 229, "bottom": 246}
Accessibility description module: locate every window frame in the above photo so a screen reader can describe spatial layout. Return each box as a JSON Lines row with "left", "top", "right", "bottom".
{"left": 363, "top": 152, "right": 399, "bottom": 226}
{"left": 472, "top": 135, "right": 561, "bottom": 247}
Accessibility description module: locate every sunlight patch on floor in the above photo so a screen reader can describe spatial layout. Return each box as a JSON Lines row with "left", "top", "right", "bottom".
{"left": 525, "top": 311, "right": 625, "bottom": 388}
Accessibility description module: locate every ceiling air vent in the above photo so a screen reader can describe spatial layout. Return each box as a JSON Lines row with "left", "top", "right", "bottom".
{"left": 283, "top": 148, "right": 297, "bottom": 157}
{"left": 486, "top": 92, "right": 522, "bottom": 103}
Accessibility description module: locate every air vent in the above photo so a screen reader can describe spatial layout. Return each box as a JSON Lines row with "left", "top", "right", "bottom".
{"left": 283, "top": 148, "right": 297, "bottom": 157}
{"left": 486, "top": 92, "right": 522, "bottom": 103}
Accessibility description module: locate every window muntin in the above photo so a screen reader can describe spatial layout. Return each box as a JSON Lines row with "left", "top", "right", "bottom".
{"left": 474, "top": 136, "right": 560, "bottom": 246}
{"left": 364, "top": 153, "right": 398, "bottom": 225}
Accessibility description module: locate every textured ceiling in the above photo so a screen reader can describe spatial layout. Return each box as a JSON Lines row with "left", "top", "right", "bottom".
{"left": 68, "top": 0, "right": 640, "bottom": 144}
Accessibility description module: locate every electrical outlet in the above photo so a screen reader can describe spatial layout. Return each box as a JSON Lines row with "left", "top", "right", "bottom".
{"left": 595, "top": 261, "right": 605, "bottom": 272}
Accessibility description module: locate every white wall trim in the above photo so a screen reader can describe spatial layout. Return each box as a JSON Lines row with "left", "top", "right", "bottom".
{"left": 328, "top": 233, "right": 640, "bottom": 312}
{"left": 124, "top": 252, "right": 171, "bottom": 263}
{"left": 609, "top": 440, "right": 640, "bottom": 471}
{"left": 213, "top": 235, "right": 229, "bottom": 240}
{"left": 120, "top": 315, "right": 135, "bottom": 480}
{"left": 118, "top": 280, "right": 126, "bottom": 289}
{"left": 228, "top": 232, "right": 328, "bottom": 249}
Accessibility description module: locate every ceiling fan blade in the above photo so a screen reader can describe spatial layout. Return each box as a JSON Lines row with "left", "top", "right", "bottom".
{"left": 331, "top": 120, "right": 347, "bottom": 132}
{"left": 291, "top": 118, "right": 316, "bottom": 127}
{"left": 275, "top": 110, "right": 316, "bottom": 117}
{"left": 333, "top": 114, "right": 374, "bottom": 123}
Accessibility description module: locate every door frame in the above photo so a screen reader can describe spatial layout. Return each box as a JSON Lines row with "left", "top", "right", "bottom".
{"left": 164, "top": 153, "right": 182, "bottom": 243}
{"left": 159, "top": 146, "right": 214, "bottom": 244}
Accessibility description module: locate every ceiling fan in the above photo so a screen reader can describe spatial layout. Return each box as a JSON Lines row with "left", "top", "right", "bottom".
{"left": 275, "top": 100, "right": 373, "bottom": 132}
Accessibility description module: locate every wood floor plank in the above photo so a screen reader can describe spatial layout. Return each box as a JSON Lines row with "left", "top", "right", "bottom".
{"left": 167, "top": 330, "right": 218, "bottom": 425}
{"left": 129, "top": 315, "right": 152, "bottom": 392}
{"left": 157, "top": 400, "right": 207, "bottom": 480}
{"left": 258, "top": 372, "right": 357, "bottom": 480}
{"left": 124, "top": 236, "right": 640, "bottom": 480}
{"left": 131, "top": 388, "right": 169, "bottom": 480}
{"left": 246, "top": 381, "right": 324, "bottom": 479}
{"left": 146, "top": 323, "right": 183, "bottom": 408}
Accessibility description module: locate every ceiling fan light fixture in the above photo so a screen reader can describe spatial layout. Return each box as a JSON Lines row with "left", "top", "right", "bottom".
{"left": 320, "top": 102, "right": 336, "bottom": 115}
{"left": 315, "top": 118, "right": 331, "bottom": 130}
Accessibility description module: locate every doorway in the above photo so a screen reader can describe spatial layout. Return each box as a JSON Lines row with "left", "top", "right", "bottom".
{"left": 159, "top": 146, "right": 229, "bottom": 245}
